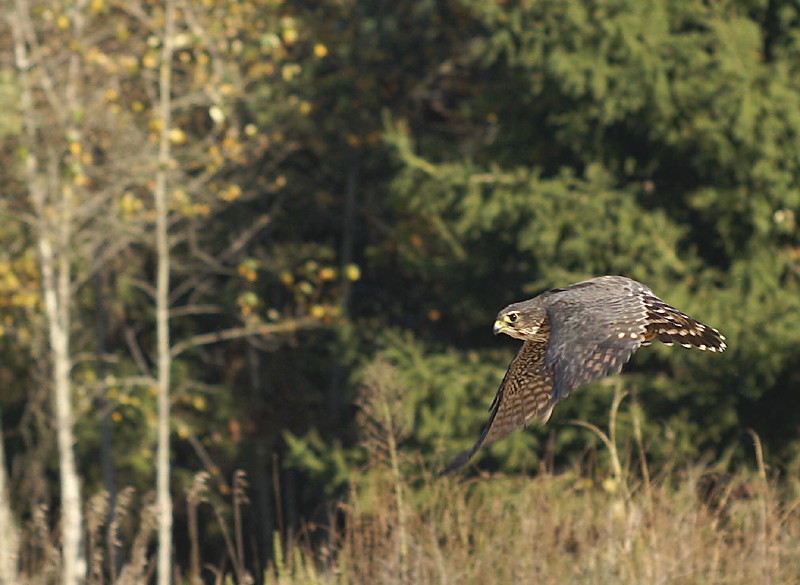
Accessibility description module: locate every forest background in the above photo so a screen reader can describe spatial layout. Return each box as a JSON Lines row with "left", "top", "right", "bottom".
{"left": 2, "top": 0, "right": 800, "bottom": 584}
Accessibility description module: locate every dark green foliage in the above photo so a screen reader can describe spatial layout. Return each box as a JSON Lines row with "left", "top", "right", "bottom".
{"left": 290, "top": 0, "right": 800, "bottom": 484}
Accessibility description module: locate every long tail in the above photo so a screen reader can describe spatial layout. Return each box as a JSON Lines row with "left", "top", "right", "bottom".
{"left": 642, "top": 294, "right": 726, "bottom": 352}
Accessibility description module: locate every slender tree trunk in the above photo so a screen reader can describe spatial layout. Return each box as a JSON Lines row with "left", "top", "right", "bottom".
{"left": 12, "top": 3, "right": 85, "bottom": 582}
{"left": 58, "top": 0, "right": 86, "bottom": 573}
{"left": 248, "top": 345, "right": 274, "bottom": 568}
{"left": 94, "top": 271, "right": 119, "bottom": 578}
{"left": 40, "top": 214, "right": 85, "bottom": 585}
{"left": 0, "top": 408, "right": 19, "bottom": 585}
{"left": 155, "top": 1, "right": 177, "bottom": 584}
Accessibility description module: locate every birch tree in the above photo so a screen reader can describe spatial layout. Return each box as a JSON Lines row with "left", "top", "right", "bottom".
{"left": 11, "top": 1, "right": 86, "bottom": 582}
{"left": 3, "top": 0, "right": 333, "bottom": 579}
{"left": 7, "top": 0, "right": 153, "bottom": 580}
{"left": 154, "top": 1, "right": 176, "bottom": 582}
{"left": 0, "top": 410, "right": 18, "bottom": 584}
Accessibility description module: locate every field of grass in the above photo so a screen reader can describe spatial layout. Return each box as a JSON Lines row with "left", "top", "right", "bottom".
{"left": 269, "top": 463, "right": 800, "bottom": 585}
{"left": 259, "top": 370, "right": 800, "bottom": 585}
{"left": 15, "top": 456, "right": 799, "bottom": 585}
{"left": 13, "top": 376, "right": 800, "bottom": 584}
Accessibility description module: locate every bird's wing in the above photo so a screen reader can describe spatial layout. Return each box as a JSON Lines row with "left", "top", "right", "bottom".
{"left": 543, "top": 281, "right": 649, "bottom": 403}
{"left": 441, "top": 339, "right": 552, "bottom": 474}
{"left": 641, "top": 293, "right": 727, "bottom": 352}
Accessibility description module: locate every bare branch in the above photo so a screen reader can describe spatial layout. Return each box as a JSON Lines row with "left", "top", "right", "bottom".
{"left": 170, "top": 318, "right": 320, "bottom": 359}
{"left": 169, "top": 304, "right": 225, "bottom": 318}
{"left": 123, "top": 325, "right": 152, "bottom": 378}
{"left": 71, "top": 236, "right": 141, "bottom": 292}
{"left": 168, "top": 213, "right": 275, "bottom": 304}
{"left": 127, "top": 277, "right": 157, "bottom": 300}
{"left": 223, "top": 214, "right": 274, "bottom": 260}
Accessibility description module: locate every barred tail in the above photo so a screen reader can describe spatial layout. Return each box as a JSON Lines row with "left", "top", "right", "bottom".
{"left": 642, "top": 295, "right": 726, "bottom": 352}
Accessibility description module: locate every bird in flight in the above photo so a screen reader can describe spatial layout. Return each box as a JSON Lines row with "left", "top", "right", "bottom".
{"left": 442, "top": 275, "right": 726, "bottom": 473}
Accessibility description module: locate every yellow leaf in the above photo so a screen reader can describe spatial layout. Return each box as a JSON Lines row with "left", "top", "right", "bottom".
{"left": 602, "top": 477, "right": 618, "bottom": 494}
{"left": 282, "top": 28, "right": 298, "bottom": 45}
{"left": 174, "top": 33, "right": 191, "bottom": 48}
{"left": 344, "top": 263, "right": 361, "bottom": 281}
{"left": 142, "top": 53, "right": 158, "bottom": 69}
{"left": 191, "top": 204, "right": 211, "bottom": 218}
{"left": 119, "top": 55, "right": 138, "bottom": 71}
{"left": 220, "top": 183, "right": 242, "bottom": 202}
{"left": 281, "top": 63, "right": 301, "bottom": 81}
{"left": 237, "top": 259, "right": 257, "bottom": 282}
{"left": 169, "top": 128, "right": 187, "bottom": 144}
{"left": 318, "top": 267, "right": 337, "bottom": 281}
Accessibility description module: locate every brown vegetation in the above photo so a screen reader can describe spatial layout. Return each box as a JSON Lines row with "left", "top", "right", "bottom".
{"left": 14, "top": 357, "right": 800, "bottom": 585}
{"left": 15, "top": 448, "right": 798, "bottom": 585}
{"left": 262, "top": 364, "right": 800, "bottom": 585}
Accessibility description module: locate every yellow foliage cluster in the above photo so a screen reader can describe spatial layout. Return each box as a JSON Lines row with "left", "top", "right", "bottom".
{"left": 0, "top": 254, "right": 40, "bottom": 311}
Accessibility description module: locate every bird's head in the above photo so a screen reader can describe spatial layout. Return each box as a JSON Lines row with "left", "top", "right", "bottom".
{"left": 493, "top": 300, "right": 547, "bottom": 340}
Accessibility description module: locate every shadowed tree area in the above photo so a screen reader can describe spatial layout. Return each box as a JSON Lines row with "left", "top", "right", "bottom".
{"left": 1, "top": 0, "right": 800, "bottom": 583}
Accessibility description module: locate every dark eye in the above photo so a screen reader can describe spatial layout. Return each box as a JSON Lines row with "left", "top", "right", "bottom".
{"left": 507, "top": 312, "right": 518, "bottom": 323}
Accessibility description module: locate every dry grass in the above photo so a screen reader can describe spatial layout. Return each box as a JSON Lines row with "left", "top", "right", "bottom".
{"left": 12, "top": 371, "right": 800, "bottom": 585}
{"left": 13, "top": 450, "right": 800, "bottom": 585}
{"left": 265, "top": 376, "right": 800, "bottom": 585}
{"left": 268, "top": 466, "right": 800, "bottom": 585}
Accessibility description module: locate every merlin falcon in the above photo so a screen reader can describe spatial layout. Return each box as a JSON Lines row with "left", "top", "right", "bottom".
{"left": 443, "top": 275, "right": 726, "bottom": 473}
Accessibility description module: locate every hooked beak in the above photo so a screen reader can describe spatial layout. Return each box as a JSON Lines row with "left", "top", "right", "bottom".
{"left": 493, "top": 319, "right": 507, "bottom": 335}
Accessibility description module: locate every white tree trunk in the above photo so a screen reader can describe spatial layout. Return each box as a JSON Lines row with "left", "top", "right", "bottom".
{"left": 39, "top": 227, "right": 85, "bottom": 585}
{"left": 12, "top": 2, "right": 85, "bottom": 581}
{"left": 156, "top": 1, "right": 177, "bottom": 584}
{"left": 0, "top": 412, "right": 19, "bottom": 584}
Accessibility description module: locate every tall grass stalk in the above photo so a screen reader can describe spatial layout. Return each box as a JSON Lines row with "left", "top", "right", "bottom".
{"left": 260, "top": 377, "right": 800, "bottom": 585}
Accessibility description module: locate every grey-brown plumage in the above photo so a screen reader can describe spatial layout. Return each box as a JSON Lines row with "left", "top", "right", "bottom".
{"left": 442, "top": 275, "right": 726, "bottom": 473}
